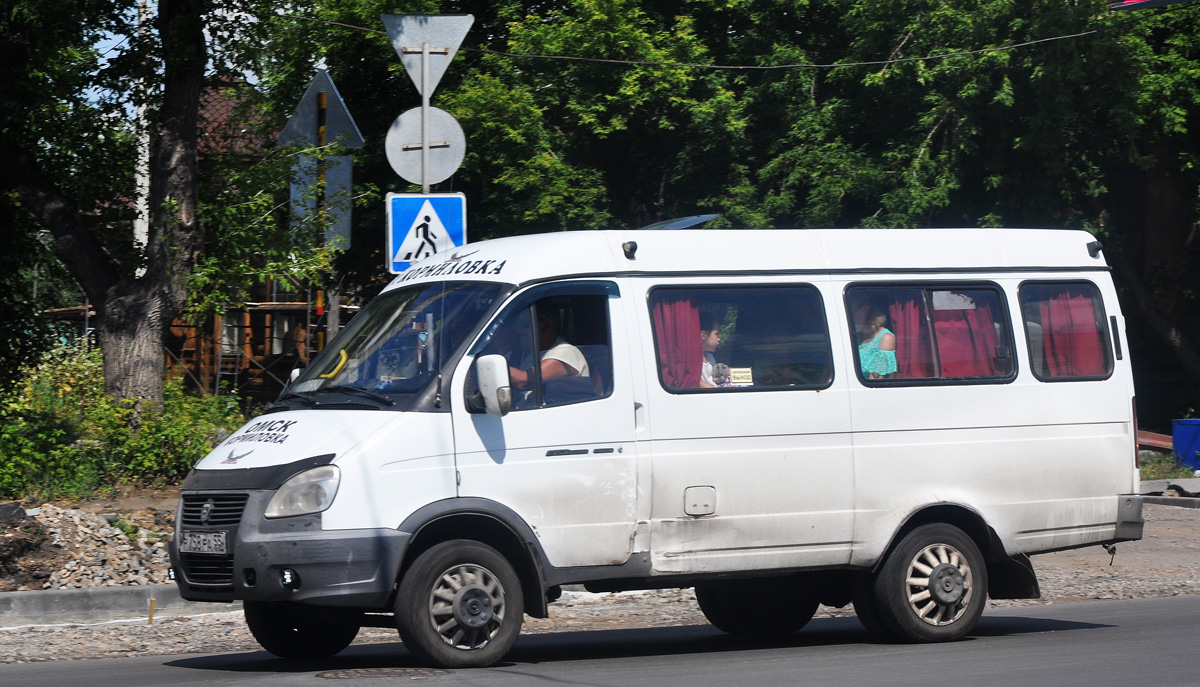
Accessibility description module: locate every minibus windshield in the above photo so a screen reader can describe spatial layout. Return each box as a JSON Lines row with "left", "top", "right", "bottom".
{"left": 286, "top": 282, "right": 504, "bottom": 401}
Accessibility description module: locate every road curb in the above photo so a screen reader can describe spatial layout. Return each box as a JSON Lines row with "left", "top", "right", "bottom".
{"left": 0, "top": 584, "right": 240, "bottom": 629}
{"left": 1143, "top": 495, "right": 1200, "bottom": 509}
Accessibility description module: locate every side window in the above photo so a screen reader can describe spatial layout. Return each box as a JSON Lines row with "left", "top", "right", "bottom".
{"left": 469, "top": 283, "right": 615, "bottom": 410}
{"left": 648, "top": 285, "right": 832, "bottom": 393}
{"left": 846, "top": 284, "right": 1015, "bottom": 384}
{"left": 1018, "top": 282, "right": 1112, "bottom": 381}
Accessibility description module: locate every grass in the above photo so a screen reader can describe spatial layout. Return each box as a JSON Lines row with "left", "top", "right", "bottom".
{"left": 1140, "top": 451, "right": 1197, "bottom": 481}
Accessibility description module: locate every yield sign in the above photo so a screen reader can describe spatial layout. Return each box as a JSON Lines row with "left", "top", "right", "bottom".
{"left": 381, "top": 14, "right": 475, "bottom": 97}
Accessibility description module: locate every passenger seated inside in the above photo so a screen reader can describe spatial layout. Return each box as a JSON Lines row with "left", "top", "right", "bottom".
{"left": 858, "top": 308, "right": 897, "bottom": 379}
{"left": 698, "top": 311, "right": 730, "bottom": 388}
{"left": 508, "top": 301, "right": 590, "bottom": 391}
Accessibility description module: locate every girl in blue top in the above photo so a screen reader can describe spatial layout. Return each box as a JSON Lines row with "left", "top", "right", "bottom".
{"left": 858, "top": 310, "right": 897, "bottom": 379}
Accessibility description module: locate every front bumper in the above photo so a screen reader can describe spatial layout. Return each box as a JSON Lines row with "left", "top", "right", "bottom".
{"left": 169, "top": 490, "right": 409, "bottom": 608}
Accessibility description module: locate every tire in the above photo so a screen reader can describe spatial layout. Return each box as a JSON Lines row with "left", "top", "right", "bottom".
{"left": 243, "top": 601, "right": 361, "bottom": 659}
{"left": 851, "top": 576, "right": 896, "bottom": 640}
{"left": 694, "top": 577, "right": 820, "bottom": 636}
{"left": 395, "top": 540, "right": 524, "bottom": 668}
{"left": 872, "top": 524, "right": 988, "bottom": 642}
{"left": 694, "top": 584, "right": 737, "bottom": 634}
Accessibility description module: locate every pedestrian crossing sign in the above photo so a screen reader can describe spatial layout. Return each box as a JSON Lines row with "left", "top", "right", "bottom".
{"left": 386, "top": 193, "right": 467, "bottom": 273}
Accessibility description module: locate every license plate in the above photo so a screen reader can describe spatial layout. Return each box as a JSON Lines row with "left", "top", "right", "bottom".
{"left": 179, "top": 530, "right": 227, "bottom": 555}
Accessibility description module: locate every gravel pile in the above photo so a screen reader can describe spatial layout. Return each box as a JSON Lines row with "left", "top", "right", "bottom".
{"left": 33, "top": 504, "right": 172, "bottom": 590}
{"left": 0, "top": 503, "right": 1196, "bottom": 664}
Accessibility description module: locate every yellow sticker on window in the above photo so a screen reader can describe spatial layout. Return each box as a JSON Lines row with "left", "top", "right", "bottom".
{"left": 729, "top": 367, "right": 754, "bottom": 386}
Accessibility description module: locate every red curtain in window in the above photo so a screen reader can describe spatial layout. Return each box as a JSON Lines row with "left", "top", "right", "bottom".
{"left": 932, "top": 304, "right": 1000, "bottom": 378}
{"left": 651, "top": 297, "right": 702, "bottom": 388}
{"left": 888, "top": 299, "right": 934, "bottom": 378}
{"left": 1041, "top": 290, "right": 1105, "bottom": 377}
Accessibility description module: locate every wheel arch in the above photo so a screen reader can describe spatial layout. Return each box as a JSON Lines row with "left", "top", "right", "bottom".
{"left": 878, "top": 503, "right": 1039, "bottom": 600}
{"left": 397, "top": 498, "right": 551, "bottom": 618}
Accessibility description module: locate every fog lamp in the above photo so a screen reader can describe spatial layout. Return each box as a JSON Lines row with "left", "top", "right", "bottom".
{"left": 281, "top": 568, "right": 301, "bottom": 590}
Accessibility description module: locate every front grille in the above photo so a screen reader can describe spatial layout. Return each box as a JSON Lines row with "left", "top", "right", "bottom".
{"left": 181, "top": 553, "right": 235, "bottom": 590}
{"left": 180, "top": 493, "right": 249, "bottom": 526}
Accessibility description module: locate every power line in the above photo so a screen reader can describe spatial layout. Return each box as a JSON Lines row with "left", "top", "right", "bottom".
{"left": 468, "top": 31, "right": 1099, "bottom": 70}
{"left": 279, "top": 11, "right": 1176, "bottom": 72}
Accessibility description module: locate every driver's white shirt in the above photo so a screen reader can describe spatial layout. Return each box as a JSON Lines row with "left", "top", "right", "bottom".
{"left": 542, "top": 337, "right": 589, "bottom": 377}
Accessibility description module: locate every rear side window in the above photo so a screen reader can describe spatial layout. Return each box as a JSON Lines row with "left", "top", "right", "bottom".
{"left": 648, "top": 285, "right": 832, "bottom": 392}
{"left": 1018, "top": 282, "right": 1112, "bottom": 381}
{"left": 845, "top": 284, "right": 1015, "bottom": 385}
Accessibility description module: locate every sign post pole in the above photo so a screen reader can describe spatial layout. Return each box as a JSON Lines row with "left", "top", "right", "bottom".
{"left": 381, "top": 14, "right": 475, "bottom": 272}
{"left": 421, "top": 41, "right": 431, "bottom": 194}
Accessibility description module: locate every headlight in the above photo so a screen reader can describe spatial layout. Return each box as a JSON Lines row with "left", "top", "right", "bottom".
{"left": 265, "top": 465, "right": 340, "bottom": 519}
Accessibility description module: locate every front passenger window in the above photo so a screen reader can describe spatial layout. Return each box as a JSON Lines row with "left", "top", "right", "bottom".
{"left": 469, "top": 284, "right": 615, "bottom": 411}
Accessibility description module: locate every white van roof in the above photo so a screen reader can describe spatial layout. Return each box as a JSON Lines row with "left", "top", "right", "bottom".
{"left": 384, "top": 228, "right": 1107, "bottom": 291}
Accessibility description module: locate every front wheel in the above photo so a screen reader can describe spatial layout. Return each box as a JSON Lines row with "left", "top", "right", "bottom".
{"left": 243, "top": 601, "right": 361, "bottom": 659}
{"left": 872, "top": 524, "right": 988, "bottom": 642}
{"left": 395, "top": 540, "right": 524, "bottom": 668}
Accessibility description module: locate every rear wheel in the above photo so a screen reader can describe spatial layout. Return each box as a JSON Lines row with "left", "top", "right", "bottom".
{"left": 695, "top": 577, "right": 820, "bottom": 636}
{"left": 395, "top": 540, "right": 524, "bottom": 668}
{"left": 873, "top": 524, "right": 988, "bottom": 642}
{"left": 243, "top": 601, "right": 361, "bottom": 659}
{"left": 851, "top": 577, "right": 896, "bottom": 640}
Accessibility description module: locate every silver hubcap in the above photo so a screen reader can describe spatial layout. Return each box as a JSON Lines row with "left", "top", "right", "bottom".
{"left": 428, "top": 564, "right": 506, "bottom": 650}
{"left": 905, "top": 543, "right": 974, "bottom": 626}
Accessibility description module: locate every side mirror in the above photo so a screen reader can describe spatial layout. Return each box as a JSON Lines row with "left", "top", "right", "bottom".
{"left": 289, "top": 367, "right": 304, "bottom": 384}
{"left": 476, "top": 354, "right": 513, "bottom": 417}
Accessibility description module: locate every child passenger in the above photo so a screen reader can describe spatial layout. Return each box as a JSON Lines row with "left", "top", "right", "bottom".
{"left": 699, "top": 312, "right": 723, "bottom": 387}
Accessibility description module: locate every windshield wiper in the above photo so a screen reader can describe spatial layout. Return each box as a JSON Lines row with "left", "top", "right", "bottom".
{"left": 271, "top": 391, "right": 315, "bottom": 408}
{"left": 320, "top": 385, "right": 396, "bottom": 407}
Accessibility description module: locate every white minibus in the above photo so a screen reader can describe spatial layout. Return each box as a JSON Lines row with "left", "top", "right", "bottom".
{"left": 170, "top": 228, "right": 1143, "bottom": 668}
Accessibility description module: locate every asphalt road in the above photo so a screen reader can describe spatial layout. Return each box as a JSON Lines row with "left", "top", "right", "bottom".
{"left": 2, "top": 595, "right": 1196, "bottom": 687}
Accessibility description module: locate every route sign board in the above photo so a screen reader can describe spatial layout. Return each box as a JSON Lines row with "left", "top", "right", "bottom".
{"left": 279, "top": 69, "right": 364, "bottom": 248}
{"left": 279, "top": 69, "right": 365, "bottom": 148}
{"left": 386, "top": 193, "right": 467, "bottom": 273}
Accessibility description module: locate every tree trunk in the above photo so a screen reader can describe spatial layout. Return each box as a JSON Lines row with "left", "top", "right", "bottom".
{"left": 107, "top": 0, "right": 207, "bottom": 404}
{"left": 1142, "top": 142, "right": 1192, "bottom": 320}
{"left": 96, "top": 282, "right": 175, "bottom": 401}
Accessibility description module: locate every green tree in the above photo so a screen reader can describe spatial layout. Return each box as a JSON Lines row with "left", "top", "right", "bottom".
{"left": 1, "top": 0, "right": 337, "bottom": 404}
{"left": 6, "top": 0, "right": 1200, "bottom": 424}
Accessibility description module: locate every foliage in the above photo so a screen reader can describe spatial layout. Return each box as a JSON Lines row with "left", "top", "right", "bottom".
{"left": 6, "top": 0, "right": 1200, "bottom": 424}
{"left": 0, "top": 340, "right": 245, "bottom": 500}
{"left": 264, "top": 1, "right": 1200, "bottom": 230}
{"left": 0, "top": 206, "right": 80, "bottom": 389}
{"left": 187, "top": 82, "right": 345, "bottom": 320}
{"left": 263, "top": 0, "right": 1200, "bottom": 426}
{"left": 2, "top": 0, "right": 345, "bottom": 404}
{"left": 1140, "top": 451, "right": 1197, "bottom": 481}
